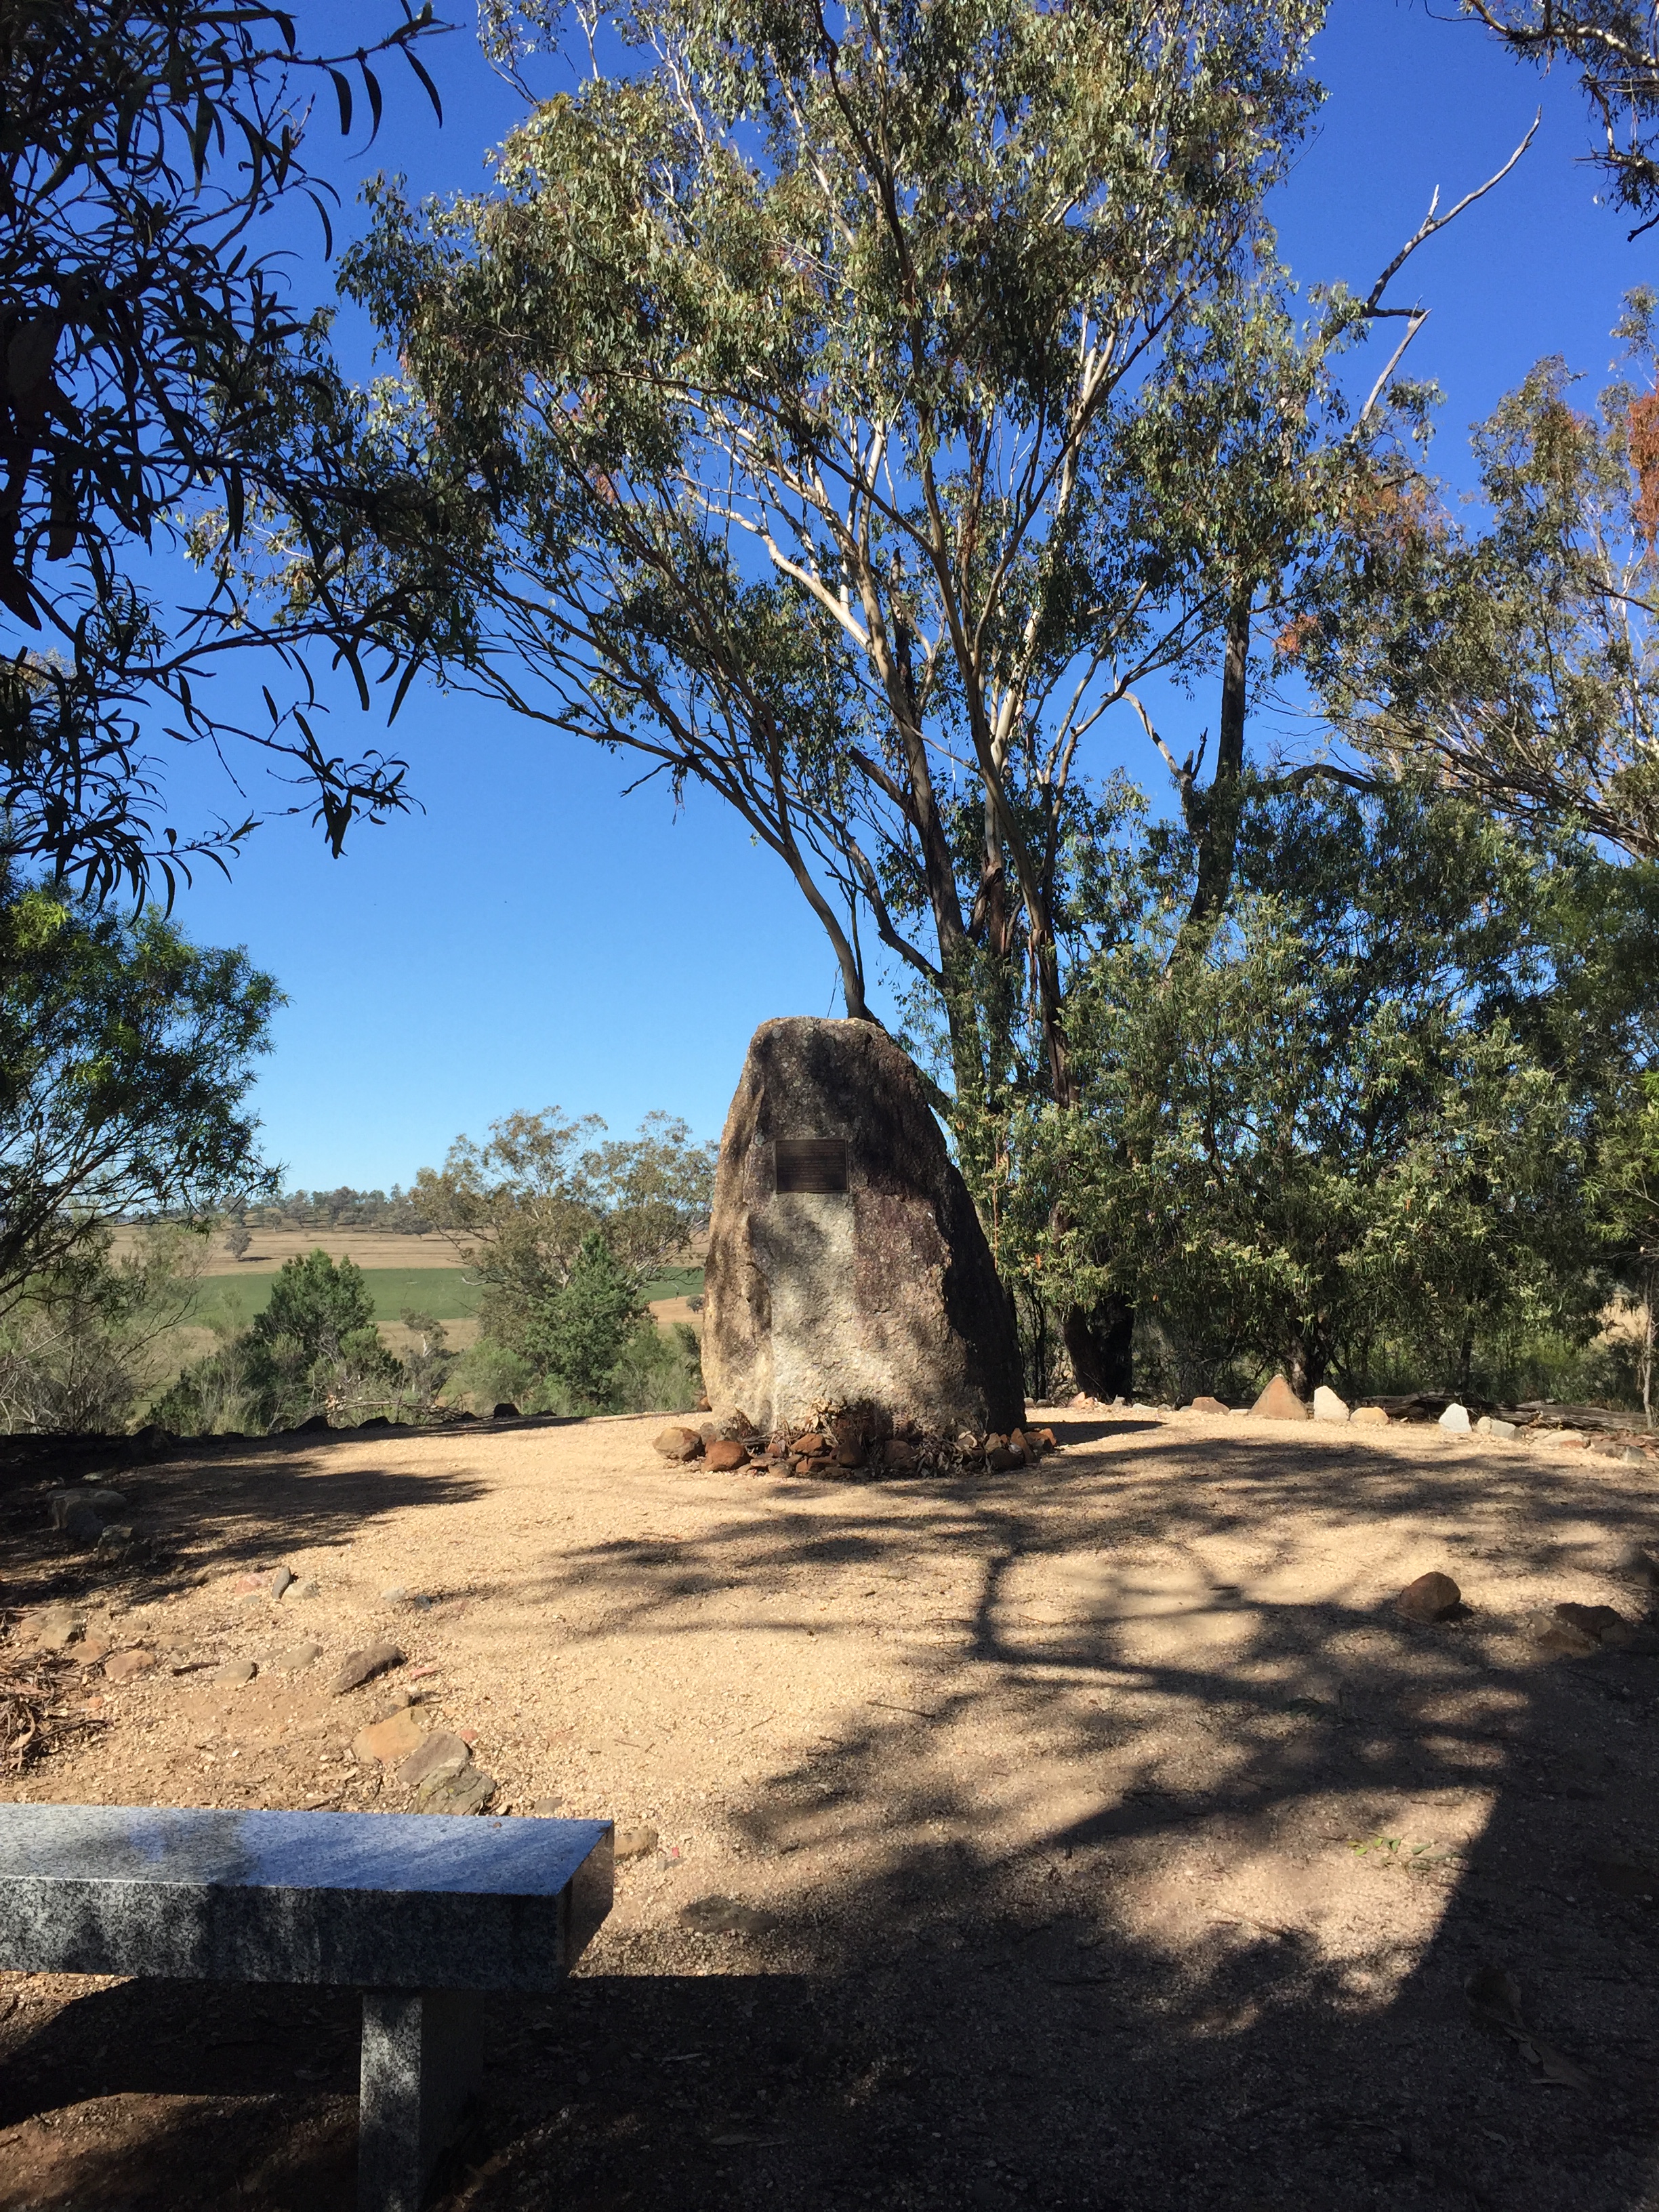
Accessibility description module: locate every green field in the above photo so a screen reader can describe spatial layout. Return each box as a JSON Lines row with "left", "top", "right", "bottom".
{"left": 190, "top": 1263, "right": 704, "bottom": 1333}
{"left": 192, "top": 1267, "right": 483, "bottom": 1331}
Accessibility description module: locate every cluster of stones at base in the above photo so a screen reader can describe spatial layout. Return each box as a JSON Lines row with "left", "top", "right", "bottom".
{"left": 12, "top": 1583, "right": 502, "bottom": 1816}
{"left": 652, "top": 1400, "right": 1057, "bottom": 1479}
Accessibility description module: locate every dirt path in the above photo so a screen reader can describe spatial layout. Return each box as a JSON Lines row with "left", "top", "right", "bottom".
{"left": 1, "top": 1408, "right": 1657, "bottom": 2212}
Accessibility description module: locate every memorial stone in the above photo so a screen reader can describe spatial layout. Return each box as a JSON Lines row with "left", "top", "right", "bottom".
{"left": 703, "top": 1017, "right": 1024, "bottom": 1437}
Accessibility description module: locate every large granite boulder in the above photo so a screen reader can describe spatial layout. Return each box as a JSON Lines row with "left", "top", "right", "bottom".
{"left": 703, "top": 1018, "right": 1025, "bottom": 1438}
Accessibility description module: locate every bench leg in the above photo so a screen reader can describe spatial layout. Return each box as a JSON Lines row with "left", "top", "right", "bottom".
{"left": 359, "top": 1988, "right": 483, "bottom": 2212}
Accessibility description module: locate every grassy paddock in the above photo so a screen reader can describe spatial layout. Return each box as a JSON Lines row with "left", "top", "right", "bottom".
{"left": 188, "top": 1263, "right": 705, "bottom": 1334}
{"left": 191, "top": 1267, "right": 483, "bottom": 1331}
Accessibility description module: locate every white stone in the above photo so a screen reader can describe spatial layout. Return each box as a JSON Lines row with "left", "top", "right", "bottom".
{"left": 1438, "top": 1402, "right": 1472, "bottom": 1434}
{"left": 1476, "top": 1414, "right": 1517, "bottom": 1439}
{"left": 1312, "top": 1386, "right": 1350, "bottom": 1423}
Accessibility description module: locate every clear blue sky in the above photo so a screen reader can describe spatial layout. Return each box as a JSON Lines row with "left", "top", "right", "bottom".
{"left": 159, "top": 0, "right": 1641, "bottom": 1190}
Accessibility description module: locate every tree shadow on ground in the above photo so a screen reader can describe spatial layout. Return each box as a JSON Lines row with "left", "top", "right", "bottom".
{"left": 0, "top": 1441, "right": 493, "bottom": 1620}
{"left": 468, "top": 1431, "right": 1659, "bottom": 2210}
{"left": 2, "top": 1426, "right": 1657, "bottom": 2209}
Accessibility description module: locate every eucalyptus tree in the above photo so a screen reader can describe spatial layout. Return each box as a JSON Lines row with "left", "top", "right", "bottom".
{"left": 0, "top": 872, "right": 279, "bottom": 1309}
{"left": 1460, "top": 0, "right": 1659, "bottom": 232}
{"left": 1298, "top": 293, "right": 1659, "bottom": 865}
{"left": 337, "top": 0, "right": 1338, "bottom": 1049}
{"left": 0, "top": 0, "right": 447, "bottom": 901}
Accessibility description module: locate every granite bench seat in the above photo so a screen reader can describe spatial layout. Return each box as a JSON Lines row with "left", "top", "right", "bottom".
{"left": 0, "top": 1803, "right": 613, "bottom": 2211}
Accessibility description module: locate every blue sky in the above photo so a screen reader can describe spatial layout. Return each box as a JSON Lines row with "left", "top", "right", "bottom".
{"left": 158, "top": 0, "right": 1643, "bottom": 1189}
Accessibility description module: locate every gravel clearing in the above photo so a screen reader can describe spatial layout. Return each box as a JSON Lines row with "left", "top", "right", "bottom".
{"left": 1, "top": 1404, "right": 1657, "bottom": 2210}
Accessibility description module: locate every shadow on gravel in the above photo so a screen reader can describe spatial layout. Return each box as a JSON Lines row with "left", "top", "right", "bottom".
{"left": 1, "top": 1431, "right": 1657, "bottom": 2211}
{"left": 470, "top": 1434, "right": 1659, "bottom": 2212}
{"left": 0, "top": 1443, "right": 493, "bottom": 1618}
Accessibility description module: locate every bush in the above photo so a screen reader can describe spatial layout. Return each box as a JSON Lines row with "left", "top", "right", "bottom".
{"left": 609, "top": 1319, "right": 703, "bottom": 1414}
{"left": 0, "top": 1227, "right": 205, "bottom": 1433}
{"left": 155, "top": 1249, "right": 407, "bottom": 1433}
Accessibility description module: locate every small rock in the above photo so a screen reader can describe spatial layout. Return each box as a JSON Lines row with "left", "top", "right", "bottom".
{"left": 653, "top": 1425, "right": 704, "bottom": 1462}
{"left": 272, "top": 1641, "right": 323, "bottom": 1675}
{"left": 77, "top": 1636, "right": 114, "bottom": 1668}
{"left": 329, "top": 1639, "right": 404, "bottom": 1696}
{"left": 267, "top": 1566, "right": 294, "bottom": 1601}
{"left": 655, "top": 1845, "right": 684, "bottom": 1868}
{"left": 1187, "top": 1395, "right": 1229, "bottom": 1415}
{"left": 694, "top": 1395, "right": 712, "bottom": 1412}
{"left": 232, "top": 1574, "right": 266, "bottom": 1594}
{"left": 1477, "top": 1415, "right": 1517, "bottom": 1439}
{"left": 47, "top": 1487, "right": 126, "bottom": 1529}
{"left": 417, "top": 1766, "right": 495, "bottom": 1814}
{"left": 1031, "top": 1427, "right": 1057, "bottom": 1450}
{"left": 678, "top": 1894, "right": 774, "bottom": 1937}
{"left": 1554, "top": 1601, "right": 1631, "bottom": 1644}
{"left": 705, "top": 1439, "right": 749, "bottom": 1473}
{"left": 1351, "top": 1406, "right": 1390, "bottom": 1427}
{"left": 103, "top": 1648, "right": 158, "bottom": 1684}
{"left": 1610, "top": 1542, "right": 1659, "bottom": 1590}
{"left": 1618, "top": 1446, "right": 1649, "bottom": 1467}
{"left": 1438, "top": 1403, "right": 1472, "bottom": 1435}
{"left": 293, "top": 1413, "right": 331, "bottom": 1433}
{"left": 283, "top": 1579, "right": 321, "bottom": 1601}
{"left": 985, "top": 1444, "right": 1019, "bottom": 1473}
{"left": 353, "top": 1708, "right": 428, "bottom": 1767}
{"left": 530, "top": 1798, "right": 564, "bottom": 1816}
{"left": 882, "top": 1437, "right": 919, "bottom": 1471}
{"left": 1397, "top": 1571, "right": 1461, "bottom": 1623}
{"left": 1250, "top": 1375, "right": 1309, "bottom": 1422}
{"left": 726, "top": 1410, "right": 756, "bottom": 1438}
{"left": 1553, "top": 1430, "right": 1589, "bottom": 1450}
{"left": 95, "top": 1524, "right": 136, "bottom": 1554}
{"left": 1312, "top": 1386, "right": 1350, "bottom": 1424}
{"left": 211, "top": 1659, "right": 258, "bottom": 1687}
{"left": 492, "top": 1402, "right": 520, "bottom": 1420}
{"left": 24, "top": 1606, "right": 81, "bottom": 1649}
{"left": 396, "top": 1730, "right": 472, "bottom": 1790}
{"left": 1534, "top": 1620, "right": 1601, "bottom": 1659}
{"left": 614, "top": 1823, "right": 660, "bottom": 1862}
{"left": 57, "top": 1500, "right": 104, "bottom": 1546}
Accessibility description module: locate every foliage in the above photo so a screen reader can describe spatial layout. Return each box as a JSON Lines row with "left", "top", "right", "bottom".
{"left": 398, "top": 1306, "right": 456, "bottom": 1414}
{"left": 417, "top": 1107, "right": 714, "bottom": 1358}
{"left": 609, "top": 1319, "right": 703, "bottom": 1417}
{"left": 321, "top": 0, "right": 1363, "bottom": 1088}
{"left": 1593, "top": 1070, "right": 1659, "bottom": 1416}
{"left": 514, "top": 1231, "right": 644, "bottom": 1407}
{"left": 0, "top": 873, "right": 279, "bottom": 1308}
{"left": 0, "top": 1225, "right": 206, "bottom": 1433}
{"left": 1298, "top": 293, "right": 1659, "bottom": 863}
{"left": 1462, "top": 0, "right": 1659, "bottom": 232}
{"left": 1018, "top": 785, "right": 1647, "bottom": 1401}
{"left": 0, "top": 0, "right": 445, "bottom": 901}
{"left": 155, "top": 1248, "right": 405, "bottom": 1433}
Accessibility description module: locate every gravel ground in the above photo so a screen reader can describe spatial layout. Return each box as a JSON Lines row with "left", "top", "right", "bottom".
{"left": 1, "top": 1405, "right": 1657, "bottom": 2212}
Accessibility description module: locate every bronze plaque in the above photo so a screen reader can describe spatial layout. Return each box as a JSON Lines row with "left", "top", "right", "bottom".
{"left": 774, "top": 1137, "right": 848, "bottom": 1194}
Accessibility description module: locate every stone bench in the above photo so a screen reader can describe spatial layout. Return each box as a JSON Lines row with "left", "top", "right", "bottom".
{"left": 0, "top": 1803, "right": 613, "bottom": 2211}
